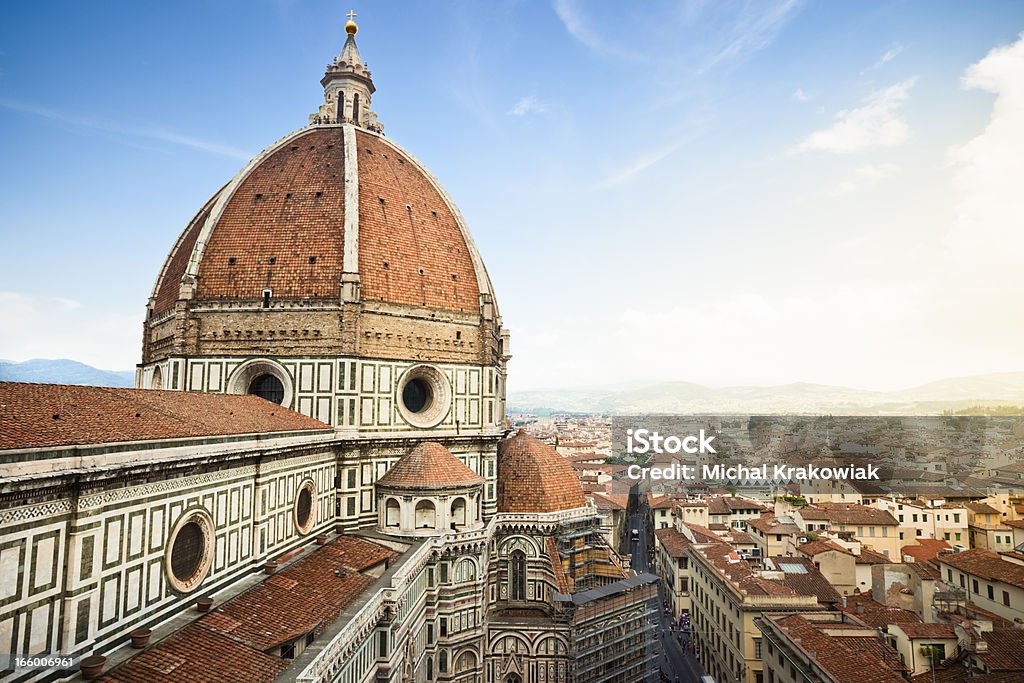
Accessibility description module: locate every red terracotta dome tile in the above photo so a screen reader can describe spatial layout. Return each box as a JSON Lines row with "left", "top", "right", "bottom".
{"left": 497, "top": 429, "right": 587, "bottom": 513}
{"left": 377, "top": 442, "right": 484, "bottom": 489}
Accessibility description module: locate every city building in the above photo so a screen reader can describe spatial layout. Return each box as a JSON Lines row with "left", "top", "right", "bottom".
{"left": 755, "top": 611, "right": 908, "bottom": 683}
{"left": 687, "top": 541, "right": 828, "bottom": 683}
{"left": 935, "top": 548, "right": 1024, "bottom": 624}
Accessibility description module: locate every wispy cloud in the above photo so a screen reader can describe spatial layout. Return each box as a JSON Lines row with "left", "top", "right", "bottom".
{"left": 596, "top": 140, "right": 683, "bottom": 188}
{"left": 553, "top": 0, "right": 601, "bottom": 51}
{"left": 701, "top": 0, "right": 804, "bottom": 71}
{"left": 873, "top": 43, "right": 905, "bottom": 69}
{"left": 792, "top": 87, "right": 813, "bottom": 102}
{"left": 508, "top": 96, "right": 548, "bottom": 117}
{"left": 552, "top": 0, "right": 644, "bottom": 61}
{"left": 553, "top": 0, "right": 804, "bottom": 71}
{"left": 0, "top": 98, "right": 251, "bottom": 160}
{"left": 793, "top": 78, "right": 917, "bottom": 154}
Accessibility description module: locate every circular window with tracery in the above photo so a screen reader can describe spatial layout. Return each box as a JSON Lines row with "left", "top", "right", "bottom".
{"left": 165, "top": 509, "right": 215, "bottom": 593}
{"left": 396, "top": 365, "right": 451, "bottom": 429}
{"left": 294, "top": 479, "right": 317, "bottom": 535}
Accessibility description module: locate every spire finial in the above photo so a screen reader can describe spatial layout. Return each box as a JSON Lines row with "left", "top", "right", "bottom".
{"left": 345, "top": 10, "right": 358, "bottom": 36}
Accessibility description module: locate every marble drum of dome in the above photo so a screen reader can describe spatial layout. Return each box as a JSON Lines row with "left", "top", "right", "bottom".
{"left": 138, "top": 19, "right": 511, "bottom": 437}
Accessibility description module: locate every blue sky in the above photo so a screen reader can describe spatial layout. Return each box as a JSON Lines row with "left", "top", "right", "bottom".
{"left": 2, "top": 1, "right": 1024, "bottom": 391}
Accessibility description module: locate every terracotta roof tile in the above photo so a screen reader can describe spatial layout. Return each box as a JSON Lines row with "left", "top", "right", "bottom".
{"left": 356, "top": 131, "right": 479, "bottom": 311}
{"left": 767, "top": 614, "right": 907, "bottom": 683}
{"left": 977, "top": 628, "right": 1024, "bottom": 671}
{"left": 377, "top": 442, "right": 484, "bottom": 489}
{"left": 901, "top": 538, "right": 951, "bottom": 563}
{"left": 839, "top": 593, "right": 922, "bottom": 628}
{"left": 101, "top": 535, "right": 396, "bottom": 683}
{"left": 894, "top": 622, "right": 957, "bottom": 639}
{"left": 0, "top": 382, "right": 330, "bottom": 450}
{"left": 154, "top": 127, "right": 480, "bottom": 315}
{"left": 812, "top": 503, "right": 899, "bottom": 526}
{"left": 937, "top": 548, "right": 1024, "bottom": 589}
{"left": 654, "top": 527, "right": 691, "bottom": 558}
{"left": 798, "top": 540, "right": 855, "bottom": 557}
{"left": 497, "top": 429, "right": 586, "bottom": 513}
{"left": 195, "top": 128, "right": 348, "bottom": 303}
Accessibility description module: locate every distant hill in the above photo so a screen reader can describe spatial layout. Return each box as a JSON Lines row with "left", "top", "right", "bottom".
{"left": 0, "top": 359, "right": 135, "bottom": 388}
{"left": 509, "top": 372, "right": 1024, "bottom": 415}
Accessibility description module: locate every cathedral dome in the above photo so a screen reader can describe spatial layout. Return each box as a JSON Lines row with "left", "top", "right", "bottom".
{"left": 150, "top": 124, "right": 492, "bottom": 316}
{"left": 140, "top": 21, "right": 511, "bottom": 415}
{"left": 377, "top": 442, "right": 484, "bottom": 490}
{"left": 497, "top": 429, "right": 587, "bottom": 513}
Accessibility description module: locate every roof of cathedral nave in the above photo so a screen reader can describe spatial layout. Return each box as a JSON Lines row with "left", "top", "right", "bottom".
{"left": 376, "top": 441, "right": 485, "bottom": 489}
{"left": 0, "top": 382, "right": 330, "bottom": 450}
{"left": 149, "top": 19, "right": 496, "bottom": 319}
{"left": 102, "top": 534, "right": 397, "bottom": 683}
{"left": 497, "top": 429, "right": 587, "bottom": 514}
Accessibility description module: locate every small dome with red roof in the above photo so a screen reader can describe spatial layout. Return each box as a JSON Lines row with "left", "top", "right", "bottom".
{"left": 497, "top": 429, "right": 587, "bottom": 513}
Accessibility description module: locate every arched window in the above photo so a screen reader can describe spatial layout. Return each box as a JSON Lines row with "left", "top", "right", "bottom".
{"left": 151, "top": 366, "right": 163, "bottom": 390}
{"left": 336, "top": 90, "right": 344, "bottom": 121}
{"left": 454, "top": 558, "right": 476, "bottom": 583}
{"left": 438, "top": 650, "right": 447, "bottom": 673}
{"left": 455, "top": 650, "right": 477, "bottom": 673}
{"left": 352, "top": 94, "right": 360, "bottom": 124}
{"left": 385, "top": 498, "right": 400, "bottom": 527}
{"left": 510, "top": 550, "right": 526, "bottom": 601}
{"left": 426, "top": 655, "right": 433, "bottom": 680}
{"left": 505, "top": 674, "right": 522, "bottom": 683}
{"left": 451, "top": 497, "right": 467, "bottom": 528}
{"left": 415, "top": 500, "right": 436, "bottom": 529}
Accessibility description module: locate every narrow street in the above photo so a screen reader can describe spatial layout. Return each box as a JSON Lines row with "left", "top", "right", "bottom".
{"left": 626, "top": 490, "right": 708, "bottom": 683}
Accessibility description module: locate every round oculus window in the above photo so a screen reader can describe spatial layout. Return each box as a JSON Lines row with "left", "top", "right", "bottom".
{"left": 396, "top": 365, "right": 451, "bottom": 429}
{"left": 294, "top": 480, "right": 316, "bottom": 534}
{"left": 165, "top": 509, "right": 215, "bottom": 593}
{"left": 402, "top": 378, "right": 431, "bottom": 413}
{"left": 248, "top": 373, "right": 285, "bottom": 404}
{"left": 171, "top": 521, "right": 204, "bottom": 581}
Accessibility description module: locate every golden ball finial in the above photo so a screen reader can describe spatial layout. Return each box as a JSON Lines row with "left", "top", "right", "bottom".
{"left": 345, "top": 9, "right": 358, "bottom": 36}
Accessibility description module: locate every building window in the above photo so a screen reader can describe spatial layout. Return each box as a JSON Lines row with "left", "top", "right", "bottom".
{"left": 248, "top": 373, "right": 285, "bottom": 404}
{"left": 415, "top": 500, "right": 436, "bottom": 529}
{"left": 385, "top": 498, "right": 400, "bottom": 527}
{"left": 510, "top": 550, "right": 526, "bottom": 601}
{"left": 1003, "top": 590, "right": 1011, "bottom": 607}
{"left": 973, "top": 579, "right": 979, "bottom": 594}
{"left": 165, "top": 509, "right": 215, "bottom": 593}
{"left": 396, "top": 365, "right": 452, "bottom": 428}
{"left": 294, "top": 480, "right": 316, "bottom": 534}
{"left": 451, "top": 497, "right": 467, "bottom": 528}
